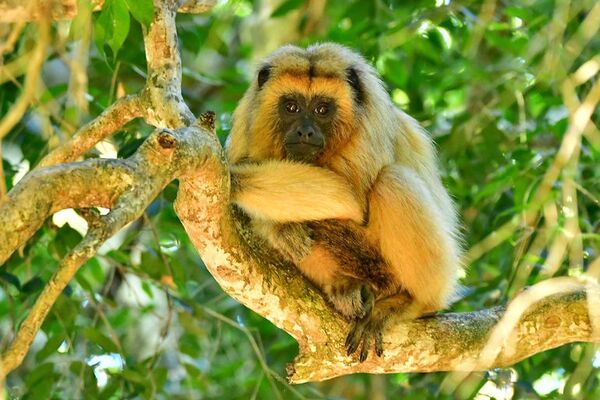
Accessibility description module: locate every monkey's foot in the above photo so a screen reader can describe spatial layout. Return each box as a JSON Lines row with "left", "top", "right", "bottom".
{"left": 327, "top": 283, "right": 375, "bottom": 320}
{"left": 345, "top": 313, "right": 384, "bottom": 363}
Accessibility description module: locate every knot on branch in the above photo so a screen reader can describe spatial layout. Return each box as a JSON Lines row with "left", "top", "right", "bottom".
{"left": 198, "top": 111, "right": 216, "bottom": 132}
{"left": 157, "top": 129, "right": 177, "bottom": 149}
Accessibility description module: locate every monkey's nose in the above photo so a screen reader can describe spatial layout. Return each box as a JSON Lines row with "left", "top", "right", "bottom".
{"left": 297, "top": 128, "right": 314, "bottom": 141}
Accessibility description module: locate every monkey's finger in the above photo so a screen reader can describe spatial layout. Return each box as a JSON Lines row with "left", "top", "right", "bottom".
{"left": 345, "top": 320, "right": 366, "bottom": 355}
{"left": 375, "top": 329, "right": 384, "bottom": 357}
{"left": 359, "top": 335, "right": 370, "bottom": 363}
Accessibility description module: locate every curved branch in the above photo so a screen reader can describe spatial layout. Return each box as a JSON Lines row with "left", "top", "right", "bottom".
{"left": 0, "top": 120, "right": 218, "bottom": 379}
{"left": 175, "top": 154, "right": 600, "bottom": 383}
{"left": 37, "top": 0, "right": 209, "bottom": 168}
{"left": 38, "top": 95, "right": 143, "bottom": 167}
{"left": 141, "top": 0, "right": 195, "bottom": 128}
{"left": 0, "top": 158, "right": 134, "bottom": 264}
{"left": 0, "top": 18, "right": 49, "bottom": 140}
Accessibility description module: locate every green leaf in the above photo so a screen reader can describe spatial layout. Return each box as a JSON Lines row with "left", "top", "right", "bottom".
{"left": 271, "top": 0, "right": 303, "bottom": 18}
{"left": 108, "top": 0, "right": 131, "bottom": 58}
{"left": 36, "top": 332, "right": 66, "bottom": 362}
{"left": 24, "top": 363, "right": 56, "bottom": 386}
{"left": 0, "top": 270, "right": 21, "bottom": 289}
{"left": 94, "top": 0, "right": 112, "bottom": 61}
{"left": 125, "top": 0, "right": 154, "bottom": 28}
{"left": 83, "top": 327, "right": 120, "bottom": 353}
{"left": 49, "top": 225, "right": 82, "bottom": 259}
{"left": 94, "top": 0, "right": 130, "bottom": 61}
{"left": 122, "top": 368, "right": 147, "bottom": 384}
{"left": 70, "top": 0, "right": 93, "bottom": 40}
{"left": 21, "top": 276, "right": 44, "bottom": 294}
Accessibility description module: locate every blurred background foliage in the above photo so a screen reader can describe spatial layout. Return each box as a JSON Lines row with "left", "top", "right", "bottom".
{"left": 0, "top": 0, "right": 599, "bottom": 398}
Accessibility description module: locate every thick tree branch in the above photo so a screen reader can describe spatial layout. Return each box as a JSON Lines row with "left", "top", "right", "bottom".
{"left": 175, "top": 161, "right": 600, "bottom": 383}
{"left": 291, "top": 286, "right": 600, "bottom": 382}
{"left": 37, "top": 0, "right": 197, "bottom": 169}
{"left": 141, "top": 0, "right": 195, "bottom": 128}
{"left": 0, "top": 119, "right": 219, "bottom": 380}
{"left": 0, "top": 158, "right": 134, "bottom": 264}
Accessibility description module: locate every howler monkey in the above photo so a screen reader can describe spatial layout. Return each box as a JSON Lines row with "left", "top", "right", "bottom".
{"left": 226, "top": 43, "right": 462, "bottom": 362}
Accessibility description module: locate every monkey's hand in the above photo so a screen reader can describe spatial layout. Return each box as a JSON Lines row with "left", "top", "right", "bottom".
{"left": 326, "top": 281, "right": 374, "bottom": 321}
{"left": 345, "top": 290, "right": 415, "bottom": 362}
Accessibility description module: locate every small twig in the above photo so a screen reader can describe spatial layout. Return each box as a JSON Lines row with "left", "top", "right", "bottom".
{"left": 0, "top": 20, "right": 26, "bottom": 56}
{"left": 464, "top": 79, "right": 600, "bottom": 265}
{"left": 0, "top": 141, "right": 6, "bottom": 198}
{"left": 196, "top": 305, "right": 284, "bottom": 400}
{"left": 464, "top": 0, "right": 496, "bottom": 58}
{"left": 63, "top": 0, "right": 93, "bottom": 133}
{"left": 0, "top": 220, "right": 118, "bottom": 380}
{"left": 0, "top": 18, "right": 50, "bottom": 140}
{"left": 38, "top": 94, "right": 143, "bottom": 167}
{"left": 563, "top": 1, "right": 600, "bottom": 72}
{"left": 0, "top": 51, "right": 31, "bottom": 85}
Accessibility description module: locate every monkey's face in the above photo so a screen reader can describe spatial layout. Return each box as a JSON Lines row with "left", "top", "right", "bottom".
{"left": 228, "top": 43, "right": 383, "bottom": 165}
{"left": 252, "top": 69, "right": 357, "bottom": 164}
{"left": 278, "top": 94, "right": 336, "bottom": 162}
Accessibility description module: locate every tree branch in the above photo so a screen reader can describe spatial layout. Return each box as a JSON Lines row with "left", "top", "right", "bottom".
{"left": 141, "top": 0, "right": 195, "bottom": 128}
{"left": 37, "top": 0, "right": 198, "bottom": 168}
{"left": 175, "top": 162, "right": 600, "bottom": 383}
{"left": 0, "top": 119, "right": 219, "bottom": 380}
{"left": 38, "top": 95, "right": 143, "bottom": 167}
{"left": 0, "top": 18, "right": 49, "bottom": 140}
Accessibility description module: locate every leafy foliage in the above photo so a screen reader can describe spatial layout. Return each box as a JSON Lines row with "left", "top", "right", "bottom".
{"left": 1, "top": 0, "right": 599, "bottom": 399}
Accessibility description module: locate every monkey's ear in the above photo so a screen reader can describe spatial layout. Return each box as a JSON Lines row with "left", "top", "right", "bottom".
{"left": 257, "top": 65, "right": 271, "bottom": 89}
{"left": 346, "top": 67, "right": 364, "bottom": 104}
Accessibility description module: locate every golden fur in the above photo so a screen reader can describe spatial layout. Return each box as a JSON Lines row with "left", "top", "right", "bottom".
{"left": 231, "top": 161, "right": 363, "bottom": 223}
{"left": 227, "top": 43, "right": 462, "bottom": 358}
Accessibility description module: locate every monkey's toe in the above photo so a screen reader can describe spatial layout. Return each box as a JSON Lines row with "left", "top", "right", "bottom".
{"left": 345, "top": 315, "right": 384, "bottom": 362}
{"left": 345, "top": 317, "right": 366, "bottom": 355}
{"left": 375, "top": 329, "right": 384, "bottom": 357}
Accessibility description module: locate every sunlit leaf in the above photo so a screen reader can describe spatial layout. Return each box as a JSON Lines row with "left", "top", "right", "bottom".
{"left": 125, "top": 0, "right": 154, "bottom": 28}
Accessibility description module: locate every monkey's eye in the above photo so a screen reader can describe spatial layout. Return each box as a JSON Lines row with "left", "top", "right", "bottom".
{"left": 314, "top": 103, "right": 330, "bottom": 116}
{"left": 285, "top": 101, "right": 300, "bottom": 114}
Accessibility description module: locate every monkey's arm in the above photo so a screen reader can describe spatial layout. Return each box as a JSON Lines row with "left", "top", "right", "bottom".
{"left": 366, "top": 164, "right": 462, "bottom": 311}
{"left": 230, "top": 160, "right": 363, "bottom": 223}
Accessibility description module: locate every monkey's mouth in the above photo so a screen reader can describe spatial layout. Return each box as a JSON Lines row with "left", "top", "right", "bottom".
{"left": 285, "top": 142, "right": 322, "bottom": 148}
{"left": 284, "top": 143, "right": 322, "bottom": 161}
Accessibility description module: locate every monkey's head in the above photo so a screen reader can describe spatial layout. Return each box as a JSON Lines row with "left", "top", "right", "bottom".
{"left": 227, "top": 43, "right": 392, "bottom": 165}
